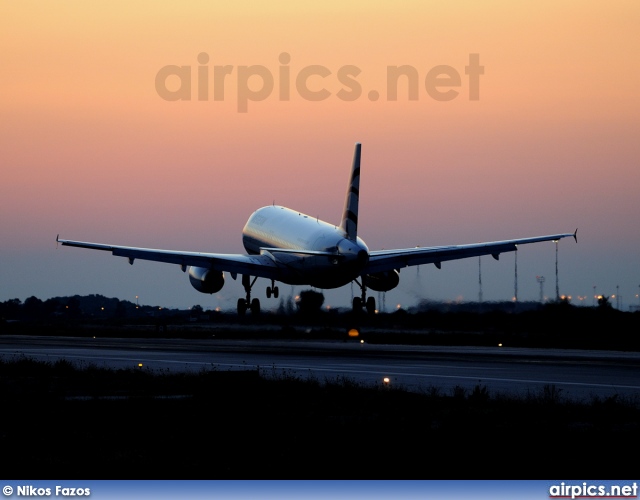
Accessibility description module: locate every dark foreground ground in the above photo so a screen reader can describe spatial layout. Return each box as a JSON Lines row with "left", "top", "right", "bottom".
{"left": 2, "top": 352, "right": 639, "bottom": 479}
{"left": 3, "top": 301, "right": 639, "bottom": 478}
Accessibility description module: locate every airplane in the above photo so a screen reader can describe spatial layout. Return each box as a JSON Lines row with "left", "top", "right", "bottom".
{"left": 57, "top": 143, "right": 577, "bottom": 315}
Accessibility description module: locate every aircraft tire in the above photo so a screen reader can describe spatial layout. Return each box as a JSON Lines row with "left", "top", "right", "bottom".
{"left": 237, "top": 298, "right": 247, "bottom": 315}
{"left": 352, "top": 297, "right": 362, "bottom": 312}
{"left": 274, "top": 286, "right": 279, "bottom": 299}
{"left": 251, "top": 298, "right": 261, "bottom": 315}
{"left": 366, "top": 296, "right": 376, "bottom": 314}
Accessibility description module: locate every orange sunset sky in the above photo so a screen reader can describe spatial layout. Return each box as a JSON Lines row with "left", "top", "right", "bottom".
{"left": 1, "top": 1, "right": 639, "bottom": 311}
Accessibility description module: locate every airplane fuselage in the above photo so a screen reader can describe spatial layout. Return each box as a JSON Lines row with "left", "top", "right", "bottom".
{"left": 242, "top": 205, "right": 369, "bottom": 288}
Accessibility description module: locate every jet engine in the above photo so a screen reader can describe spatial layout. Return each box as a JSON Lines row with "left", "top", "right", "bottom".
{"left": 188, "top": 267, "right": 225, "bottom": 294}
{"left": 362, "top": 269, "right": 400, "bottom": 292}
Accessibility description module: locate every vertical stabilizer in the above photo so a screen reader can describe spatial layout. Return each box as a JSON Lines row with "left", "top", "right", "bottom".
{"left": 340, "top": 142, "right": 361, "bottom": 240}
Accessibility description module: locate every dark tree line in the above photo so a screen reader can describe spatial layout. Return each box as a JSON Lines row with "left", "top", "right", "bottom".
{"left": 0, "top": 294, "right": 174, "bottom": 321}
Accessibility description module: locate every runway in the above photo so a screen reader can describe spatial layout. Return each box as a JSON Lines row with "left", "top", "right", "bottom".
{"left": 1, "top": 334, "right": 640, "bottom": 403}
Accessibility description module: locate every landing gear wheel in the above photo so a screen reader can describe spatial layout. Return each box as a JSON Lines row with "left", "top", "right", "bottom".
{"left": 239, "top": 275, "right": 258, "bottom": 316}
{"left": 250, "top": 298, "right": 261, "bottom": 315}
{"left": 266, "top": 281, "right": 279, "bottom": 300}
{"left": 237, "top": 298, "right": 247, "bottom": 316}
{"left": 366, "top": 296, "right": 376, "bottom": 314}
{"left": 352, "top": 297, "right": 362, "bottom": 312}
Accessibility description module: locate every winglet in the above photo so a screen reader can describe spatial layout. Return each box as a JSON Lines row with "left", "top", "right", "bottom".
{"left": 573, "top": 228, "right": 578, "bottom": 243}
{"left": 339, "top": 142, "right": 361, "bottom": 240}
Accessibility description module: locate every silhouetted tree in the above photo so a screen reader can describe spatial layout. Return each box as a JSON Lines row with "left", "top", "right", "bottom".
{"left": 598, "top": 295, "right": 612, "bottom": 309}
{"left": 43, "top": 298, "right": 61, "bottom": 317}
{"left": 115, "top": 299, "right": 128, "bottom": 318}
{"left": 65, "top": 296, "right": 82, "bottom": 317}
{"left": 24, "top": 296, "right": 44, "bottom": 319}
{"left": 296, "top": 290, "right": 325, "bottom": 314}
{"left": 1, "top": 298, "right": 22, "bottom": 320}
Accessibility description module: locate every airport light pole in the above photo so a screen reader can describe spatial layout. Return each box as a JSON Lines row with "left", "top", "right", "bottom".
{"left": 555, "top": 240, "right": 559, "bottom": 301}
{"left": 478, "top": 257, "right": 483, "bottom": 303}
{"left": 513, "top": 249, "right": 518, "bottom": 302}
{"left": 536, "top": 275, "right": 545, "bottom": 303}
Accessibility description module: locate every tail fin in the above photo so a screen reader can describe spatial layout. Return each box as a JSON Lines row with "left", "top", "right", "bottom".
{"left": 340, "top": 142, "right": 361, "bottom": 240}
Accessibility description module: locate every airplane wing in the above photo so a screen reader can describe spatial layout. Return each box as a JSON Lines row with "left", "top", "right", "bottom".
{"left": 56, "top": 237, "right": 285, "bottom": 281}
{"left": 363, "top": 230, "right": 577, "bottom": 275}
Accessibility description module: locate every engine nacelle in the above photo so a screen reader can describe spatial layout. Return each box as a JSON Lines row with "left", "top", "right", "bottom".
{"left": 188, "top": 267, "right": 225, "bottom": 294}
{"left": 362, "top": 269, "right": 400, "bottom": 292}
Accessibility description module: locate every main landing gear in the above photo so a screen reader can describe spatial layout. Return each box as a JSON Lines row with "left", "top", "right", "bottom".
{"left": 237, "top": 275, "right": 259, "bottom": 315}
{"left": 237, "top": 276, "right": 279, "bottom": 315}
{"left": 352, "top": 278, "right": 376, "bottom": 314}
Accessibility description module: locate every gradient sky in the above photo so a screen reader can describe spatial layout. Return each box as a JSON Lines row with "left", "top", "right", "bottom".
{"left": 2, "top": 1, "right": 639, "bottom": 312}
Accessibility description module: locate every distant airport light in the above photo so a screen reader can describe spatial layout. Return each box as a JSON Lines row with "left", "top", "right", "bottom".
{"left": 360, "top": 339, "right": 364, "bottom": 344}
{"left": 383, "top": 377, "right": 390, "bottom": 385}
{"left": 348, "top": 328, "right": 359, "bottom": 338}
{"left": 498, "top": 343, "right": 503, "bottom": 347}
{"left": 138, "top": 363, "right": 143, "bottom": 368}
